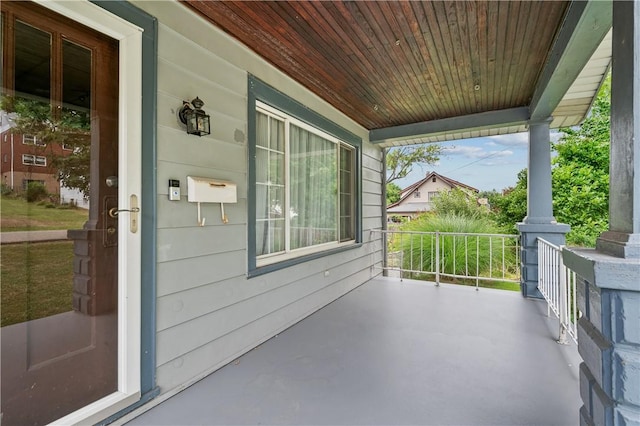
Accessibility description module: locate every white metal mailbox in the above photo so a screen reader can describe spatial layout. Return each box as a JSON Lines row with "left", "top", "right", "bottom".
{"left": 186, "top": 176, "right": 237, "bottom": 225}
{"left": 187, "top": 176, "right": 237, "bottom": 203}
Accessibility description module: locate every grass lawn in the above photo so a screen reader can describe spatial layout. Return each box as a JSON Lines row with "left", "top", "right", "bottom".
{"left": 0, "top": 195, "right": 88, "bottom": 231}
{"left": 1, "top": 241, "right": 74, "bottom": 327}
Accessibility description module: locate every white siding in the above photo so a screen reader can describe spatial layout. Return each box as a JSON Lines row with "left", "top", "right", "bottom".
{"left": 133, "top": 1, "right": 384, "bottom": 393}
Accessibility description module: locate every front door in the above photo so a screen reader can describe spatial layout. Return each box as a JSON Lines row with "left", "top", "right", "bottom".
{"left": 1, "top": 2, "right": 135, "bottom": 424}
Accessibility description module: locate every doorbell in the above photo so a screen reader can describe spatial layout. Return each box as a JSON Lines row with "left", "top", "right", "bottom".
{"left": 169, "top": 179, "right": 181, "bottom": 201}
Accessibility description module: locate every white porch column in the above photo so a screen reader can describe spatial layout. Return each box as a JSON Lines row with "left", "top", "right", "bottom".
{"left": 525, "top": 119, "right": 555, "bottom": 224}
{"left": 517, "top": 119, "right": 570, "bottom": 298}
{"left": 563, "top": 2, "right": 640, "bottom": 425}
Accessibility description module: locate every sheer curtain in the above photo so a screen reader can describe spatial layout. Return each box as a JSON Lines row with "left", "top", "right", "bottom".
{"left": 256, "top": 111, "right": 285, "bottom": 256}
{"left": 289, "top": 124, "right": 337, "bottom": 250}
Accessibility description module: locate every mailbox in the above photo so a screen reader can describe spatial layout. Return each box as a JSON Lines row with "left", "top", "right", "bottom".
{"left": 186, "top": 176, "right": 237, "bottom": 225}
{"left": 187, "top": 176, "right": 237, "bottom": 203}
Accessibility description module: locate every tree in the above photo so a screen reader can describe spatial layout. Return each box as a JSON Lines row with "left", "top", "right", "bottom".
{"left": 489, "top": 75, "right": 611, "bottom": 245}
{"left": 551, "top": 75, "right": 610, "bottom": 246}
{"left": 386, "top": 182, "right": 402, "bottom": 205}
{"left": 386, "top": 145, "right": 442, "bottom": 184}
{"left": 0, "top": 96, "right": 91, "bottom": 197}
{"left": 489, "top": 169, "right": 528, "bottom": 231}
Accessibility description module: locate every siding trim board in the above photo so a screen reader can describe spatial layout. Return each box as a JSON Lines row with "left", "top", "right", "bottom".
{"left": 247, "top": 75, "right": 363, "bottom": 277}
{"left": 89, "top": 0, "right": 160, "bottom": 423}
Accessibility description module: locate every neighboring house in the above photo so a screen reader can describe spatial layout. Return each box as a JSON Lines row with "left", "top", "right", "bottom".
{"left": 59, "top": 184, "right": 90, "bottom": 209}
{"left": 387, "top": 172, "right": 478, "bottom": 219}
{"left": 0, "top": 128, "right": 76, "bottom": 197}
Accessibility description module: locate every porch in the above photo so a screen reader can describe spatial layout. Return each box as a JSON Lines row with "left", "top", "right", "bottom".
{"left": 124, "top": 277, "right": 580, "bottom": 425}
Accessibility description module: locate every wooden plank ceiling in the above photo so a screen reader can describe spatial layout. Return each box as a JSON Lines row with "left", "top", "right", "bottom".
{"left": 183, "top": 1, "right": 570, "bottom": 131}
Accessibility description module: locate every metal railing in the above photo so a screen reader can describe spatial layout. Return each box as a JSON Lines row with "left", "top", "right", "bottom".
{"left": 373, "top": 229, "right": 520, "bottom": 290}
{"left": 538, "top": 238, "right": 579, "bottom": 344}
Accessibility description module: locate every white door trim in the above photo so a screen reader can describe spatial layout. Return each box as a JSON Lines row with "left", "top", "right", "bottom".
{"left": 33, "top": 1, "right": 144, "bottom": 424}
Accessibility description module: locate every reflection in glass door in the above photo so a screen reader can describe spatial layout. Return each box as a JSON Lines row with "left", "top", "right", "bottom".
{"left": 1, "top": 2, "right": 120, "bottom": 424}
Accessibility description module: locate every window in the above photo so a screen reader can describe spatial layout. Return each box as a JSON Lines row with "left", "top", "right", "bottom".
{"left": 23, "top": 134, "right": 46, "bottom": 146}
{"left": 413, "top": 191, "right": 421, "bottom": 198}
{"left": 22, "top": 179, "right": 45, "bottom": 190}
{"left": 22, "top": 154, "right": 46, "bottom": 166}
{"left": 428, "top": 191, "right": 440, "bottom": 201}
{"left": 255, "top": 102, "right": 356, "bottom": 266}
{"left": 62, "top": 143, "right": 73, "bottom": 151}
{"left": 249, "top": 77, "right": 361, "bottom": 275}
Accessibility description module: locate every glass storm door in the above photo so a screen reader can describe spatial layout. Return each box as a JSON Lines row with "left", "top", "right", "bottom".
{"left": 1, "top": 2, "right": 122, "bottom": 424}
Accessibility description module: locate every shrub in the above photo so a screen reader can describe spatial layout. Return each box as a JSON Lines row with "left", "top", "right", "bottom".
{"left": 392, "top": 213, "right": 519, "bottom": 282}
{"left": 1, "top": 184, "right": 13, "bottom": 196}
{"left": 25, "top": 182, "right": 48, "bottom": 203}
{"left": 431, "top": 187, "right": 488, "bottom": 220}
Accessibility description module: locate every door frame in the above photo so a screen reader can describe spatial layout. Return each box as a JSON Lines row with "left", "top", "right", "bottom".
{"left": 33, "top": 1, "right": 144, "bottom": 423}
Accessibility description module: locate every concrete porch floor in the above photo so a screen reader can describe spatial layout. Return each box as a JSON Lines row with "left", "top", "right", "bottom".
{"left": 126, "top": 277, "right": 581, "bottom": 425}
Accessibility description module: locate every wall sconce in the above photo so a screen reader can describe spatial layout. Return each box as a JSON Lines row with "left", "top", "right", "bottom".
{"left": 178, "top": 97, "right": 211, "bottom": 137}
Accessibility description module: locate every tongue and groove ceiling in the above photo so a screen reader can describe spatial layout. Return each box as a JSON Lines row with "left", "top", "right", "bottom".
{"left": 182, "top": 1, "right": 612, "bottom": 147}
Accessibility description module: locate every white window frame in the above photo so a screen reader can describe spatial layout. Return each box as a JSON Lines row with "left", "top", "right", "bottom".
{"left": 22, "top": 154, "right": 47, "bottom": 166}
{"left": 23, "top": 134, "right": 46, "bottom": 146}
{"left": 256, "top": 101, "right": 356, "bottom": 267}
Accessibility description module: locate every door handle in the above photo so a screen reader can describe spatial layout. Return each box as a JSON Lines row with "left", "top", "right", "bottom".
{"left": 108, "top": 207, "right": 140, "bottom": 217}
{"left": 108, "top": 194, "right": 139, "bottom": 233}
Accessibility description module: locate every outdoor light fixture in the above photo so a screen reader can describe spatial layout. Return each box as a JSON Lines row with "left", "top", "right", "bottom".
{"left": 178, "top": 96, "right": 211, "bottom": 137}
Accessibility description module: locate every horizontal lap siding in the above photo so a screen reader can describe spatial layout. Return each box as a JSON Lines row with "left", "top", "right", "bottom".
{"left": 133, "top": 1, "right": 384, "bottom": 393}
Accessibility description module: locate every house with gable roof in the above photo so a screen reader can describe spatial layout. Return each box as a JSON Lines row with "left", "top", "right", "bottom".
{"left": 387, "top": 171, "right": 479, "bottom": 219}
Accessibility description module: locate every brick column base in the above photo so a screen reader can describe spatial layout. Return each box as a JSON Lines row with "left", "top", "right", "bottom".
{"left": 563, "top": 248, "right": 640, "bottom": 426}
{"left": 516, "top": 222, "right": 570, "bottom": 299}
{"left": 68, "top": 229, "right": 117, "bottom": 315}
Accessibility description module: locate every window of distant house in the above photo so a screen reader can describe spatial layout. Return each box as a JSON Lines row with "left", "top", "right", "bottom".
{"left": 22, "top": 179, "right": 45, "bottom": 190}
{"left": 413, "top": 191, "right": 420, "bottom": 198}
{"left": 22, "top": 134, "right": 46, "bottom": 146}
{"left": 428, "top": 191, "right": 439, "bottom": 201}
{"left": 22, "top": 154, "right": 46, "bottom": 166}
{"left": 254, "top": 101, "right": 357, "bottom": 268}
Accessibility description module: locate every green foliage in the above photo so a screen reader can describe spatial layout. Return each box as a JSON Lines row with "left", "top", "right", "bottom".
{"left": 25, "top": 182, "right": 48, "bottom": 203}
{"left": 1, "top": 96, "right": 91, "bottom": 197}
{"left": 1, "top": 184, "right": 13, "bottom": 196}
{"left": 392, "top": 213, "right": 518, "bottom": 285}
{"left": 552, "top": 76, "right": 610, "bottom": 246}
{"left": 386, "top": 182, "right": 402, "bottom": 205}
{"left": 488, "top": 75, "right": 611, "bottom": 247}
{"left": 400, "top": 212, "right": 503, "bottom": 234}
{"left": 386, "top": 145, "right": 442, "bottom": 184}
{"left": 430, "top": 187, "right": 488, "bottom": 220}
{"left": 490, "top": 169, "right": 528, "bottom": 232}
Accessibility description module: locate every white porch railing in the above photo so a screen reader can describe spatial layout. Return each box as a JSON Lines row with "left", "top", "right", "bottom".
{"left": 537, "top": 238, "right": 579, "bottom": 344}
{"left": 373, "top": 229, "right": 520, "bottom": 290}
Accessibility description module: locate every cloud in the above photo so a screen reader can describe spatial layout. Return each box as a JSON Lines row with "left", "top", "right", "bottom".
{"left": 484, "top": 132, "right": 529, "bottom": 147}
{"left": 442, "top": 145, "right": 514, "bottom": 159}
{"left": 481, "top": 158, "right": 518, "bottom": 166}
